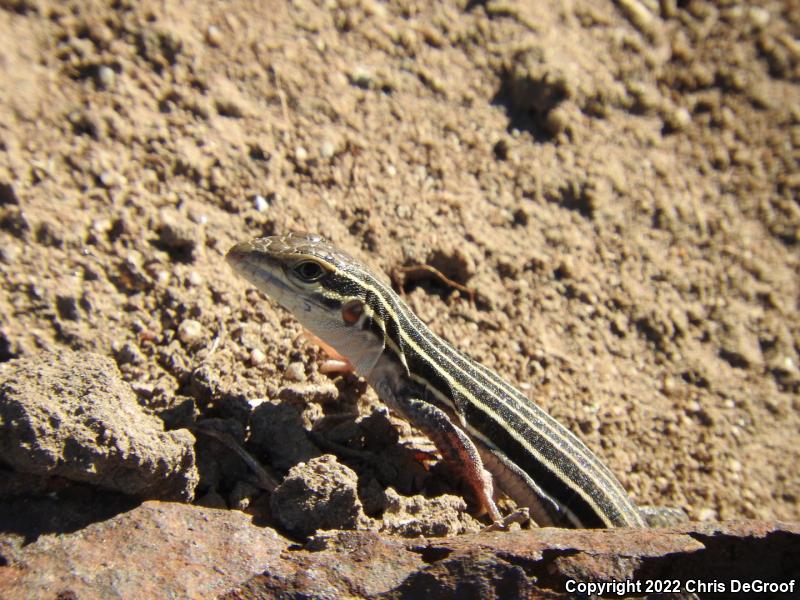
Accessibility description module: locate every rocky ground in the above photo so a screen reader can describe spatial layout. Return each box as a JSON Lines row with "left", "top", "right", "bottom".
{"left": 0, "top": 0, "right": 798, "bottom": 597}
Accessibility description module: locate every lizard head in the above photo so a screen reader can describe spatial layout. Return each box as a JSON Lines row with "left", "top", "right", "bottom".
{"left": 226, "top": 232, "right": 387, "bottom": 376}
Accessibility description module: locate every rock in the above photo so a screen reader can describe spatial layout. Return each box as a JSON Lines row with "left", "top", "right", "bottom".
{"left": 249, "top": 347, "right": 266, "bottom": 365}
{"left": 349, "top": 65, "right": 374, "bottom": 89}
{"left": 248, "top": 400, "right": 319, "bottom": 471}
{"left": 96, "top": 65, "right": 115, "bottom": 89}
{"left": 114, "top": 253, "right": 151, "bottom": 292}
{"left": 55, "top": 294, "right": 80, "bottom": 321}
{"left": 270, "top": 454, "right": 371, "bottom": 536}
{"left": 136, "top": 27, "right": 182, "bottom": 71}
{"left": 718, "top": 321, "right": 762, "bottom": 369}
{"left": 319, "top": 139, "right": 336, "bottom": 159}
{"left": 284, "top": 361, "right": 306, "bottom": 381}
{"left": 253, "top": 194, "right": 269, "bottom": 212}
{"left": 0, "top": 350, "right": 198, "bottom": 500}
{"left": 0, "top": 500, "right": 797, "bottom": 600}
{"left": 177, "top": 318, "right": 203, "bottom": 344}
{"left": 223, "top": 521, "right": 800, "bottom": 599}
{"left": 0, "top": 206, "right": 30, "bottom": 238}
{"left": 616, "top": 0, "right": 659, "bottom": 40}
{"left": 0, "top": 181, "right": 19, "bottom": 205}
{"left": 380, "top": 488, "right": 482, "bottom": 537}
{"left": 114, "top": 341, "right": 146, "bottom": 365}
{"left": 276, "top": 381, "right": 339, "bottom": 404}
{"left": 505, "top": 47, "right": 572, "bottom": 118}
{"left": 0, "top": 501, "right": 287, "bottom": 599}
{"left": 157, "top": 213, "right": 202, "bottom": 262}
{"left": 205, "top": 25, "right": 223, "bottom": 47}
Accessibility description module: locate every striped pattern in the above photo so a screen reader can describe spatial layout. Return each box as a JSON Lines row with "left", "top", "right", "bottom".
{"left": 227, "top": 233, "right": 645, "bottom": 528}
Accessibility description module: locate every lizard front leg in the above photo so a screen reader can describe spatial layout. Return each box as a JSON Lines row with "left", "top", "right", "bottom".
{"left": 393, "top": 394, "right": 503, "bottom": 524}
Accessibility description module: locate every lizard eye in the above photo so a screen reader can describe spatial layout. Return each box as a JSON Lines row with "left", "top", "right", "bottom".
{"left": 293, "top": 260, "right": 325, "bottom": 282}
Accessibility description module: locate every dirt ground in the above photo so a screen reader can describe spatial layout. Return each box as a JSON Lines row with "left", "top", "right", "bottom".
{"left": 0, "top": 0, "right": 798, "bottom": 528}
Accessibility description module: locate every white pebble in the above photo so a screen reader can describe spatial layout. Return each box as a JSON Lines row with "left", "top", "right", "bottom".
{"left": 351, "top": 66, "right": 373, "bottom": 87}
{"left": 284, "top": 361, "right": 306, "bottom": 381}
{"left": 254, "top": 194, "right": 269, "bottom": 212}
{"left": 178, "top": 319, "right": 203, "bottom": 343}
{"left": 248, "top": 397, "right": 268, "bottom": 409}
{"left": 187, "top": 271, "right": 202, "bottom": 287}
{"left": 206, "top": 25, "right": 223, "bottom": 47}
{"left": 747, "top": 7, "right": 770, "bottom": 28}
{"left": 250, "top": 348, "right": 266, "bottom": 365}
{"left": 670, "top": 107, "right": 692, "bottom": 130}
{"left": 294, "top": 146, "right": 308, "bottom": 162}
{"left": 99, "top": 171, "right": 126, "bottom": 188}
{"left": 319, "top": 140, "right": 335, "bottom": 159}
{"left": 91, "top": 218, "right": 112, "bottom": 233}
{"left": 697, "top": 507, "right": 717, "bottom": 522}
{"left": 97, "top": 65, "right": 115, "bottom": 89}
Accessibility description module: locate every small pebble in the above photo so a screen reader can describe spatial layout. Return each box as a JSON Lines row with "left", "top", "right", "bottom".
{"left": 278, "top": 382, "right": 339, "bottom": 404}
{"left": 686, "top": 400, "right": 702, "bottom": 413}
{"left": 91, "top": 218, "right": 112, "bottom": 233}
{"left": 0, "top": 243, "right": 19, "bottom": 263}
{"left": 229, "top": 480, "right": 260, "bottom": 510}
{"left": 206, "top": 25, "right": 223, "bottom": 47}
{"left": 254, "top": 194, "right": 269, "bottom": 212}
{"left": 178, "top": 319, "right": 203, "bottom": 343}
{"left": 661, "top": 376, "right": 677, "bottom": 396}
{"left": 250, "top": 348, "right": 266, "bottom": 365}
{"left": 319, "top": 140, "right": 335, "bottom": 159}
{"left": 248, "top": 397, "right": 268, "bottom": 409}
{"left": 96, "top": 65, "right": 115, "bottom": 89}
{"left": 697, "top": 507, "right": 717, "bottom": 522}
{"left": 116, "top": 342, "right": 145, "bottom": 365}
{"left": 350, "top": 66, "right": 373, "bottom": 88}
{"left": 294, "top": 146, "right": 308, "bottom": 162}
{"left": 99, "top": 170, "right": 126, "bottom": 188}
{"left": 669, "top": 107, "right": 692, "bottom": 131}
{"left": 284, "top": 361, "right": 306, "bottom": 382}
{"left": 747, "top": 6, "right": 770, "bottom": 28}
{"left": 186, "top": 271, "right": 202, "bottom": 287}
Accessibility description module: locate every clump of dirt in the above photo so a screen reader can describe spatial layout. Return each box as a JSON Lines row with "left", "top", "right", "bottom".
{"left": 0, "top": 350, "right": 198, "bottom": 500}
{"left": 0, "top": 0, "right": 797, "bottom": 541}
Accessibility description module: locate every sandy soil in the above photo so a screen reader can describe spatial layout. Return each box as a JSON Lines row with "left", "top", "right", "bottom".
{"left": 0, "top": 0, "right": 798, "bottom": 526}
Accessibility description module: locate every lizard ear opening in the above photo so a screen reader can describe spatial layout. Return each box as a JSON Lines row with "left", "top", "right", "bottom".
{"left": 341, "top": 299, "right": 365, "bottom": 326}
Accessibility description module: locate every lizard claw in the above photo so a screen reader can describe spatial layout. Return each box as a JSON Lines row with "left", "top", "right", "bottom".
{"left": 482, "top": 507, "right": 531, "bottom": 532}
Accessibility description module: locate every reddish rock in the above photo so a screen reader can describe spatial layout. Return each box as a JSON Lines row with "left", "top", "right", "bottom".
{"left": 0, "top": 501, "right": 289, "bottom": 600}
{"left": 1, "top": 499, "right": 797, "bottom": 600}
{"left": 224, "top": 521, "right": 800, "bottom": 599}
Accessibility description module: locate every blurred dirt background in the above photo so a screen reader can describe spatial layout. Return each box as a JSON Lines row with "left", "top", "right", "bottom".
{"left": 0, "top": 0, "right": 798, "bottom": 530}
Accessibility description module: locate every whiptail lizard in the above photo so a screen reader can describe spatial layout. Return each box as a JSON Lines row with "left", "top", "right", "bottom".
{"left": 227, "top": 232, "right": 646, "bottom": 528}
